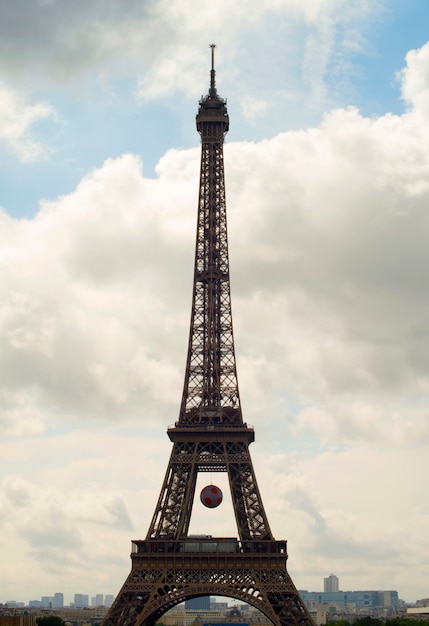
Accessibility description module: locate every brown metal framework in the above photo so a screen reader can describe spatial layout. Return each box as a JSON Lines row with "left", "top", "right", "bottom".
{"left": 103, "top": 46, "right": 313, "bottom": 626}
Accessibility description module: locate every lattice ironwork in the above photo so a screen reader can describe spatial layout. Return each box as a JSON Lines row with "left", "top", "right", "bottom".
{"left": 147, "top": 436, "right": 272, "bottom": 540}
{"left": 105, "top": 540, "right": 311, "bottom": 626}
{"left": 103, "top": 46, "right": 313, "bottom": 626}
{"left": 179, "top": 49, "right": 240, "bottom": 427}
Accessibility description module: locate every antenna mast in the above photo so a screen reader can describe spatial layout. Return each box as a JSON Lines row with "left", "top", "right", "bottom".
{"left": 209, "top": 43, "right": 217, "bottom": 97}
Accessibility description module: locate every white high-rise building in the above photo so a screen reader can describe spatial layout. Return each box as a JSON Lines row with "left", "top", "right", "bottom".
{"left": 324, "top": 573, "right": 339, "bottom": 592}
{"left": 53, "top": 593, "right": 64, "bottom": 608}
{"left": 74, "top": 594, "right": 89, "bottom": 608}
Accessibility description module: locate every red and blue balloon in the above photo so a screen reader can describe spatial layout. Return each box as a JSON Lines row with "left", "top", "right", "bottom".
{"left": 200, "top": 485, "right": 223, "bottom": 508}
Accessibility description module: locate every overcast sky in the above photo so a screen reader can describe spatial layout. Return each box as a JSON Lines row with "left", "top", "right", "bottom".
{"left": 1, "top": 0, "right": 429, "bottom": 608}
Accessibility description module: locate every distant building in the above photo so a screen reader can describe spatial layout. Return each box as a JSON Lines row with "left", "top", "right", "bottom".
{"left": 416, "top": 600, "right": 429, "bottom": 608}
{"left": 407, "top": 607, "right": 429, "bottom": 620}
{"left": 105, "top": 595, "right": 114, "bottom": 608}
{"left": 324, "top": 574, "right": 339, "bottom": 593}
{"left": 73, "top": 594, "right": 89, "bottom": 608}
{"left": 163, "top": 608, "right": 225, "bottom": 626}
{"left": 308, "top": 604, "right": 330, "bottom": 626}
{"left": 185, "top": 597, "right": 211, "bottom": 610}
{"left": 210, "top": 601, "right": 228, "bottom": 610}
{"left": 43, "top": 606, "right": 108, "bottom": 622}
{"left": 52, "top": 594, "right": 64, "bottom": 608}
{"left": 203, "top": 623, "right": 249, "bottom": 626}
{"left": 300, "top": 589, "right": 399, "bottom": 611}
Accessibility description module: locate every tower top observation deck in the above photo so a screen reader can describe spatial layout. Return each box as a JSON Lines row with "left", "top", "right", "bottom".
{"left": 197, "top": 44, "right": 229, "bottom": 134}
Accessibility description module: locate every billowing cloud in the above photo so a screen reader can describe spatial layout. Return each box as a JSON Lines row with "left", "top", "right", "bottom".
{"left": 0, "top": 152, "right": 198, "bottom": 436}
{"left": 400, "top": 40, "right": 429, "bottom": 116}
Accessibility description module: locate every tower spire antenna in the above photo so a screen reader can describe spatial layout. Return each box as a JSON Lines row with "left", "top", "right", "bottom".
{"left": 209, "top": 43, "right": 217, "bottom": 97}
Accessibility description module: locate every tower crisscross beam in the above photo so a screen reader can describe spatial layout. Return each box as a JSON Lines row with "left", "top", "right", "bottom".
{"left": 179, "top": 108, "right": 241, "bottom": 426}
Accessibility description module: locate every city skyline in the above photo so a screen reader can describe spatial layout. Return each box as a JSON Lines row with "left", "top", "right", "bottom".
{"left": 1, "top": 574, "right": 415, "bottom": 611}
{"left": 3, "top": 592, "right": 114, "bottom": 608}
{"left": 2, "top": 580, "right": 403, "bottom": 610}
{"left": 1, "top": 0, "right": 429, "bottom": 605}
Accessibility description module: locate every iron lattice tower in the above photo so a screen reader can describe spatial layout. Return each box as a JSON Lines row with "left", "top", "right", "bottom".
{"left": 104, "top": 46, "right": 313, "bottom": 626}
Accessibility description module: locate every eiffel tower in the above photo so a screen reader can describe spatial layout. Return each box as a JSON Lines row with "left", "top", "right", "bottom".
{"left": 103, "top": 46, "right": 313, "bottom": 626}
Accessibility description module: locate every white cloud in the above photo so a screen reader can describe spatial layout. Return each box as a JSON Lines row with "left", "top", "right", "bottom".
{"left": 0, "top": 0, "right": 381, "bottom": 119}
{"left": 400, "top": 41, "right": 429, "bottom": 118}
{"left": 240, "top": 95, "right": 268, "bottom": 123}
{"left": 0, "top": 82, "right": 55, "bottom": 161}
{"left": 0, "top": 153, "right": 197, "bottom": 436}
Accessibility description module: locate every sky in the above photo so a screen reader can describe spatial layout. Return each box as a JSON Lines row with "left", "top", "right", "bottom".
{"left": 1, "top": 0, "right": 429, "bottom": 608}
